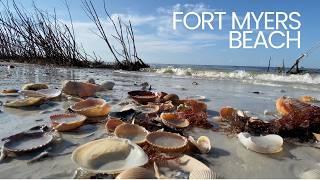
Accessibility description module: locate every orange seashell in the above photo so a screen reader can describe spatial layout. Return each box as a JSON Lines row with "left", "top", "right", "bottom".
{"left": 160, "top": 112, "right": 189, "bottom": 129}
{"left": 146, "top": 131, "right": 188, "bottom": 153}
{"left": 128, "top": 90, "right": 157, "bottom": 105}
{"left": 276, "top": 96, "right": 311, "bottom": 116}
{"left": 114, "top": 123, "right": 148, "bottom": 145}
{"left": 70, "top": 98, "right": 111, "bottom": 117}
{"left": 299, "top": 95, "right": 318, "bottom": 103}
{"left": 105, "top": 118, "right": 124, "bottom": 133}
{"left": 50, "top": 113, "right": 86, "bottom": 132}
{"left": 220, "top": 106, "right": 236, "bottom": 120}
{"left": 62, "top": 81, "right": 99, "bottom": 97}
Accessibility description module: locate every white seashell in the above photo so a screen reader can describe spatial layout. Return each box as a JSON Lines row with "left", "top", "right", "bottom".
{"left": 237, "top": 110, "right": 246, "bottom": 117}
{"left": 300, "top": 168, "right": 320, "bottom": 179}
{"left": 237, "top": 132, "right": 283, "bottom": 154}
{"left": 196, "top": 136, "right": 211, "bottom": 154}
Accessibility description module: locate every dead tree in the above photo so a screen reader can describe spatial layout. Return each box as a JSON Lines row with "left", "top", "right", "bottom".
{"left": 286, "top": 54, "right": 306, "bottom": 74}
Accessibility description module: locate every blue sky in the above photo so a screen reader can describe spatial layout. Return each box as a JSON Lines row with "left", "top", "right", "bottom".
{"left": 7, "top": 0, "right": 320, "bottom": 68}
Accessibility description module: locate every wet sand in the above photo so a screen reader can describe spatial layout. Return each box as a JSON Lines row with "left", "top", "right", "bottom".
{"left": 1, "top": 63, "right": 320, "bottom": 178}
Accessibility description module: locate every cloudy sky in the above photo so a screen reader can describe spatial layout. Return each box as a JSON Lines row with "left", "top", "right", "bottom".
{"left": 6, "top": 0, "right": 320, "bottom": 68}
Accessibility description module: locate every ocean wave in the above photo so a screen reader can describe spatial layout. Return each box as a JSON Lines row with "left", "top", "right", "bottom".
{"left": 146, "top": 66, "right": 320, "bottom": 85}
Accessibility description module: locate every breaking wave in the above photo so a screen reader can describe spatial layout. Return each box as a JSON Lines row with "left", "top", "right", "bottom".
{"left": 145, "top": 66, "right": 320, "bottom": 85}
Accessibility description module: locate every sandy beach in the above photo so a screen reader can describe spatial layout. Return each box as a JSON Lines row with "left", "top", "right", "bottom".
{"left": 0, "top": 63, "right": 320, "bottom": 178}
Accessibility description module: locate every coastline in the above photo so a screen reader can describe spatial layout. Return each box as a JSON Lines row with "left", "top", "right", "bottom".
{"left": 0, "top": 63, "right": 320, "bottom": 178}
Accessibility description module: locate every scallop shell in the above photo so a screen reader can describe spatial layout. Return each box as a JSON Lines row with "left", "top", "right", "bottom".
{"left": 50, "top": 113, "right": 86, "bottom": 132}
{"left": 3, "top": 132, "right": 53, "bottom": 153}
{"left": 160, "top": 112, "right": 190, "bottom": 129}
{"left": 21, "top": 89, "right": 61, "bottom": 99}
{"left": 146, "top": 131, "right": 188, "bottom": 153}
{"left": 189, "top": 169, "right": 217, "bottom": 179}
{"left": 237, "top": 132, "right": 283, "bottom": 154}
{"left": 128, "top": 90, "right": 157, "bottom": 105}
{"left": 116, "top": 167, "right": 155, "bottom": 179}
{"left": 0, "top": 89, "right": 20, "bottom": 97}
{"left": 4, "top": 97, "right": 45, "bottom": 107}
{"left": 105, "top": 118, "right": 124, "bottom": 133}
{"left": 22, "top": 83, "right": 48, "bottom": 91}
{"left": 70, "top": 98, "right": 111, "bottom": 117}
{"left": 71, "top": 138, "right": 148, "bottom": 174}
{"left": 163, "top": 94, "right": 179, "bottom": 104}
{"left": 62, "top": 81, "right": 99, "bottom": 97}
{"left": 136, "top": 104, "right": 160, "bottom": 116}
{"left": 300, "top": 168, "right": 320, "bottom": 179}
{"left": 185, "top": 95, "right": 206, "bottom": 101}
{"left": 276, "top": 96, "right": 311, "bottom": 116}
{"left": 114, "top": 123, "right": 148, "bottom": 145}
{"left": 220, "top": 106, "right": 236, "bottom": 120}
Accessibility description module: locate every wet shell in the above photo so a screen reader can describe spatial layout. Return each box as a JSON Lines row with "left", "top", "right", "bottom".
{"left": 114, "top": 123, "right": 148, "bottom": 145}
{"left": 71, "top": 138, "right": 148, "bottom": 174}
{"left": 136, "top": 104, "right": 160, "bottom": 116}
{"left": 37, "top": 89, "right": 61, "bottom": 99}
{"left": 62, "top": 81, "right": 99, "bottom": 97}
{"left": 188, "top": 136, "right": 211, "bottom": 154}
{"left": 3, "top": 132, "right": 53, "bottom": 153}
{"left": 220, "top": 106, "right": 236, "bottom": 120}
{"left": 4, "top": 97, "right": 45, "bottom": 107}
{"left": 189, "top": 169, "right": 217, "bottom": 179}
{"left": 128, "top": 90, "right": 157, "bottom": 105}
{"left": 275, "top": 96, "right": 310, "bottom": 116}
{"left": 163, "top": 94, "right": 179, "bottom": 105}
{"left": 146, "top": 131, "right": 188, "bottom": 153}
{"left": 50, "top": 113, "right": 86, "bottom": 132}
{"left": 299, "top": 95, "right": 319, "bottom": 103}
{"left": 116, "top": 167, "right": 155, "bottom": 179}
{"left": 22, "top": 83, "right": 48, "bottom": 91}
{"left": 105, "top": 118, "right": 124, "bottom": 133}
{"left": 0, "top": 89, "right": 20, "bottom": 97}
{"left": 237, "top": 132, "right": 283, "bottom": 154}
{"left": 70, "top": 98, "right": 111, "bottom": 117}
{"left": 160, "top": 112, "right": 190, "bottom": 129}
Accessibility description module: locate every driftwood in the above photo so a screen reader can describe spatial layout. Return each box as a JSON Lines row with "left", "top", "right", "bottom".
{"left": 286, "top": 54, "right": 306, "bottom": 74}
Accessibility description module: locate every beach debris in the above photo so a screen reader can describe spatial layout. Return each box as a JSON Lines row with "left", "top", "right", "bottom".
{"left": 188, "top": 136, "right": 211, "bottom": 154}
{"left": 99, "top": 81, "right": 115, "bottom": 91}
{"left": 160, "top": 112, "right": 190, "bottom": 129}
{"left": 300, "top": 168, "right": 320, "bottom": 179}
{"left": 108, "top": 108, "right": 136, "bottom": 121}
{"left": 146, "top": 131, "right": 188, "bottom": 153}
{"left": 4, "top": 97, "right": 46, "bottom": 107}
{"left": 220, "top": 106, "right": 237, "bottom": 121}
{"left": 50, "top": 113, "right": 87, "bottom": 132}
{"left": 299, "top": 95, "right": 319, "bottom": 103}
{"left": 116, "top": 167, "right": 156, "bottom": 179}
{"left": 114, "top": 123, "right": 149, "bottom": 145}
{"left": 128, "top": 90, "right": 157, "bottom": 105}
{"left": 71, "top": 138, "right": 148, "bottom": 174}
{"left": 251, "top": 91, "right": 263, "bottom": 94}
{"left": 70, "top": 98, "right": 111, "bottom": 117}
{"left": 62, "top": 81, "right": 99, "bottom": 97}
{"left": 186, "top": 95, "right": 206, "bottom": 101}
{"left": 192, "top": 81, "right": 199, "bottom": 85}
{"left": 189, "top": 169, "right": 217, "bottom": 179}
{"left": 237, "top": 132, "right": 283, "bottom": 154}
{"left": 86, "top": 78, "right": 96, "bottom": 84}
{"left": 105, "top": 118, "right": 124, "bottom": 133}
{"left": 22, "top": 83, "right": 48, "bottom": 91}
{"left": 163, "top": 94, "right": 180, "bottom": 105}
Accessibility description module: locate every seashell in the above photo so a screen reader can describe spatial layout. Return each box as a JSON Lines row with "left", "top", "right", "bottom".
{"left": 114, "top": 123, "right": 149, "bottom": 145}
{"left": 99, "top": 81, "right": 115, "bottom": 91}
{"left": 312, "top": 132, "right": 320, "bottom": 141}
{"left": 196, "top": 136, "right": 211, "bottom": 153}
{"left": 219, "top": 106, "right": 236, "bottom": 120}
{"left": 105, "top": 118, "right": 124, "bottom": 133}
{"left": 1, "top": 89, "right": 19, "bottom": 93}
{"left": 180, "top": 99, "right": 207, "bottom": 112}
{"left": 70, "top": 98, "right": 111, "bottom": 117}
{"left": 71, "top": 137, "right": 148, "bottom": 174}
{"left": 62, "top": 81, "right": 99, "bottom": 97}
{"left": 50, "top": 113, "right": 86, "bottom": 132}
{"left": 136, "top": 104, "right": 160, "bottom": 116}
{"left": 185, "top": 95, "right": 206, "bottom": 101}
{"left": 160, "top": 112, "right": 190, "bottom": 129}
{"left": 275, "top": 96, "right": 311, "bottom": 116}
{"left": 237, "top": 132, "right": 283, "bottom": 154}
{"left": 22, "top": 83, "right": 48, "bottom": 91}
{"left": 299, "top": 95, "right": 319, "bottom": 103}
{"left": 4, "top": 97, "right": 45, "bottom": 107}
{"left": 189, "top": 169, "right": 217, "bottom": 179}
{"left": 128, "top": 90, "right": 157, "bottom": 105}
{"left": 116, "top": 167, "right": 155, "bottom": 179}
{"left": 237, "top": 110, "right": 246, "bottom": 117}
{"left": 163, "top": 94, "right": 179, "bottom": 104}
{"left": 300, "top": 168, "right": 320, "bottom": 179}
{"left": 159, "top": 101, "right": 175, "bottom": 112}
{"left": 108, "top": 108, "right": 136, "bottom": 121}
{"left": 37, "top": 89, "right": 61, "bottom": 99}
{"left": 3, "top": 131, "right": 53, "bottom": 153}
{"left": 146, "top": 131, "right": 188, "bottom": 153}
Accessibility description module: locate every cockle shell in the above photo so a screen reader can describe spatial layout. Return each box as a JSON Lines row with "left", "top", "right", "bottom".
{"left": 21, "top": 89, "right": 61, "bottom": 99}
{"left": 70, "top": 98, "right": 111, "bottom": 117}
{"left": 128, "top": 90, "right": 157, "bottom": 105}
{"left": 22, "top": 83, "right": 48, "bottom": 91}
{"left": 105, "top": 118, "right": 124, "bottom": 133}
{"left": 50, "top": 113, "right": 86, "bottom": 132}
{"left": 160, "top": 112, "right": 190, "bottom": 129}
{"left": 62, "top": 81, "right": 99, "bottom": 97}
{"left": 116, "top": 167, "right": 155, "bottom": 179}
{"left": 136, "top": 104, "right": 160, "bottom": 116}
{"left": 146, "top": 131, "right": 188, "bottom": 153}
{"left": 237, "top": 132, "right": 283, "bottom": 154}
{"left": 71, "top": 138, "right": 148, "bottom": 174}
{"left": 4, "top": 97, "right": 45, "bottom": 107}
{"left": 114, "top": 123, "right": 149, "bottom": 145}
